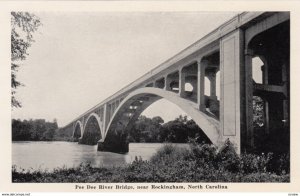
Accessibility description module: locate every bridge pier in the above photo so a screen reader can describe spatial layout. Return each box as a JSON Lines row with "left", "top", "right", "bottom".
{"left": 97, "top": 139, "right": 129, "bottom": 153}
{"left": 97, "top": 125, "right": 129, "bottom": 153}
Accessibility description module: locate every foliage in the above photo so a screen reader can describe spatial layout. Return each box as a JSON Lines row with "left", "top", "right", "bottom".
{"left": 128, "top": 116, "right": 163, "bottom": 142}
{"left": 128, "top": 115, "right": 210, "bottom": 143}
{"left": 252, "top": 96, "right": 265, "bottom": 128}
{"left": 12, "top": 142, "right": 289, "bottom": 183}
{"left": 11, "top": 12, "right": 41, "bottom": 108}
{"left": 252, "top": 96, "right": 289, "bottom": 155}
{"left": 12, "top": 119, "right": 58, "bottom": 141}
{"left": 53, "top": 126, "right": 74, "bottom": 141}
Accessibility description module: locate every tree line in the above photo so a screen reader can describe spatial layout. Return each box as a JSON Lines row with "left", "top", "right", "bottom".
{"left": 128, "top": 115, "right": 210, "bottom": 143}
{"left": 12, "top": 115, "right": 210, "bottom": 143}
{"left": 12, "top": 119, "right": 58, "bottom": 141}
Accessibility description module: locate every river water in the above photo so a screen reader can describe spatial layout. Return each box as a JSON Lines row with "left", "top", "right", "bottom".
{"left": 12, "top": 141, "right": 188, "bottom": 171}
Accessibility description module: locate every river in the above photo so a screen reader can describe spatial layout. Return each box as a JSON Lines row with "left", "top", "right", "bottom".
{"left": 12, "top": 141, "right": 189, "bottom": 171}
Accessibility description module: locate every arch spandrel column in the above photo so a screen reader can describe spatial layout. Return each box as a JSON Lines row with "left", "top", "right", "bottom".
{"left": 179, "top": 68, "right": 186, "bottom": 97}
{"left": 197, "top": 59, "right": 206, "bottom": 112}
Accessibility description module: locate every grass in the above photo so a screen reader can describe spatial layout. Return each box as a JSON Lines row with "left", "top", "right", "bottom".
{"left": 12, "top": 142, "right": 290, "bottom": 183}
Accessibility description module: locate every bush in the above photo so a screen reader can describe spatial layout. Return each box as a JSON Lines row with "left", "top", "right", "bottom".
{"left": 215, "top": 141, "right": 240, "bottom": 172}
{"left": 240, "top": 153, "right": 272, "bottom": 174}
{"left": 150, "top": 144, "right": 188, "bottom": 163}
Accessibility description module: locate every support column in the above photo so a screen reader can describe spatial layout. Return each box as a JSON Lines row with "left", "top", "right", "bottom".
{"left": 282, "top": 63, "right": 289, "bottom": 128}
{"left": 220, "top": 30, "right": 243, "bottom": 154}
{"left": 116, "top": 100, "right": 120, "bottom": 108}
{"left": 264, "top": 101, "right": 270, "bottom": 134}
{"left": 207, "top": 70, "right": 219, "bottom": 117}
{"left": 179, "top": 69, "right": 186, "bottom": 97}
{"left": 261, "top": 64, "right": 270, "bottom": 134}
{"left": 197, "top": 59, "right": 206, "bottom": 111}
{"left": 244, "top": 49, "right": 254, "bottom": 149}
{"left": 208, "top": 71, "right": 217, "bottom": 99}
{"left": 165, "top": 75, "right": 171, "bottom": 91}
{"left": 102, "top": 103, "right": 110, "bottom": 136}
{"left": 80, "top": 117, "right": 84, "bottom": 140}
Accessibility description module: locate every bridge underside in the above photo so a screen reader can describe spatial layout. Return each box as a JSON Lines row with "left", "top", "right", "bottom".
{"left": 243, "top": 20, "right": 290, "bottom": 153}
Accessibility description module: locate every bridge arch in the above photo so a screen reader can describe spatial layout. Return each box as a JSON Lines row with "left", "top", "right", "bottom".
{"left": 80, "top": 112, "right": 103, "bottom": 145}
{"left": 100, "top": 87, "right": 220, "bottom": 153}
{"left": 73, "top": 120, "right": 83, "bottom": 139}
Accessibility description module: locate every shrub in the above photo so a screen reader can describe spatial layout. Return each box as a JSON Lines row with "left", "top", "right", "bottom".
{"left": 188, "top": 139, "right": 217, "bottom": 168}
{"left": 150, "top": 144, "right": 189, "bottom": 164}
{"left": 240, "top": 153, "right": 272, "bottom": 174}
{"left": 215, "top": 140, "right": 240, "bottom": 172}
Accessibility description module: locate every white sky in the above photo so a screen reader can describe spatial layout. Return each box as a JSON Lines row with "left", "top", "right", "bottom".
{"left": 12, "top": 12, "right": 238, "bottom": 127}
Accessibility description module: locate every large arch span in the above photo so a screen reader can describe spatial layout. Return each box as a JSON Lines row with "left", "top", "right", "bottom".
{"left": 98, "top": 87, "right": 221, "bottom": 153}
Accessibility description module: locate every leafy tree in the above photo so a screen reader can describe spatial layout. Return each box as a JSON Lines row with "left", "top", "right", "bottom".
{"left": 129, "top": 116, "right": 164, "bottom": 142}
{"left": 160, "top": 115, "right": 210, "bottom": 143}
{"left": 253, "top": 96, "right": 264, "bottom": 128}
{"left": 12, "top": 119, "right": 58, "bottom": 141}
{"left": 128, "top": 115, "right": 209, "bottom": 143}
{"left": 11, "top": 12, "right": 41, "bottom": 108}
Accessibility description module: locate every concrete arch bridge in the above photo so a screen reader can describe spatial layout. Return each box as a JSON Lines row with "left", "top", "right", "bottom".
{"left": 62, "top": 12, "right": 290, "bottom": 154}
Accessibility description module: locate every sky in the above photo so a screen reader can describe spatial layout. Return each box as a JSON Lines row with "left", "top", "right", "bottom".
{"left": 12, "top": 11, "right": 238, "bottom": 127}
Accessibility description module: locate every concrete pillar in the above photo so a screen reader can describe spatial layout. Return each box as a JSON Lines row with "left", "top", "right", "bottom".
{"left": 281, "top": 63, "right": 289, "bottom": 128}
{"left": 264, "top": 100, "right": 270, "bottom": 134}
{"left": 282, "top": 100, "right": 289, "bottom": 128}
{"left": 110, "top": 103, "right": 113, "bottom": 118}
{"left": 244, "top": 48, "right": 254, "bottom": 149}
{"left": 112, "top": 103, "right": 115, "bottom": 112}
{"left": 154, "top": 80, "right": 158, "bottom": 88}
{"left": 102, "top": 103, "right": 110, "bottom": 136}
{"left": 261, "top": 63, "right": 270, "bottom": 134}
{"left": 208, "top": 71, "right": 217, "bottom": 99}
{"left": 220, "top": 29, "right": 243, "bottom": 154}
{"left": 262, "top": 64, "right": 268, "bottom": 85}
{"left": 179, "top": 69, "right": 186, "bottom": 97}
{"left": 197, "top": 60, "right": 206, "bottom": 111}
{"left": 165, "top": 75, "right": 171, "bottom": 91}
{"left": 207, "top": 70, "right": 219, "bottom": 117}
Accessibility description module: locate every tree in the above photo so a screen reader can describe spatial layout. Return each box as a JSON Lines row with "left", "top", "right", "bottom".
{"left": 11, "top": 12, "right": 41, "bottom": 108}
{"left": 12, "top": 118, "right": 59, "bottom": 141}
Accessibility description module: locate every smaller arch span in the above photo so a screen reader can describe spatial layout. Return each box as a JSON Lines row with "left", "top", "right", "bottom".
{"left": 73, "top": 120, "right": 83, "bottom": 139}
{"left": 80, "top": 112, "right": 103, "bottom": 145}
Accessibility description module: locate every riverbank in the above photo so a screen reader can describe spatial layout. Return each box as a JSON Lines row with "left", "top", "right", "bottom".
{"left": 12, "top": 142, "right": 289, "bottom": 182}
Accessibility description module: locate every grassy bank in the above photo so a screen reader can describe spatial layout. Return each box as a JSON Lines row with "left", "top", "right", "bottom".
{"left": 12, "top": 142, "right": 289, "bottom": 182}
